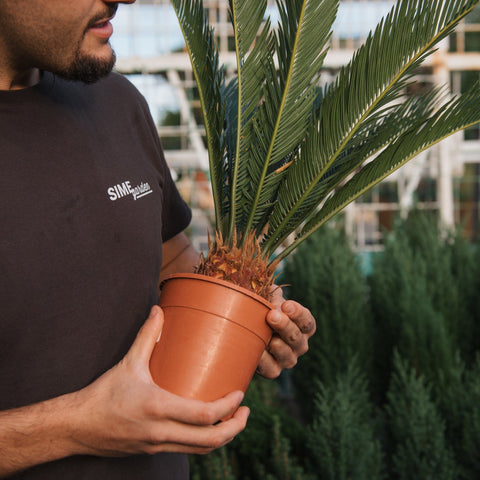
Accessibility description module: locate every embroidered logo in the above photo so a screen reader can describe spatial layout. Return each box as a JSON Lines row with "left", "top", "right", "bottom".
{"left": 107, "top": 180, "right": 153, "bottom": 202}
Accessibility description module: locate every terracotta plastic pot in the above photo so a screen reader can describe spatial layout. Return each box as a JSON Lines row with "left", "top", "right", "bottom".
{"left": 149, "top": 273, "right": 273, "bottom": 402}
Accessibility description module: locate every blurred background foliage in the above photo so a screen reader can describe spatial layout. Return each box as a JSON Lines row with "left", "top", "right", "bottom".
{"left": 190, "top": 211, "right": 480, "bottom": 479}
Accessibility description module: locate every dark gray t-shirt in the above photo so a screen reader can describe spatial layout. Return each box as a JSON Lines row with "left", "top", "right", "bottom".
{"left": 0, "top": 72, "right": 191, "bottom": 479}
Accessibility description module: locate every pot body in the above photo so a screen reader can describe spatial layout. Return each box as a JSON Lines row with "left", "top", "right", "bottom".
{"left": 149, "top": 273, "right": 273, "bottom": 402}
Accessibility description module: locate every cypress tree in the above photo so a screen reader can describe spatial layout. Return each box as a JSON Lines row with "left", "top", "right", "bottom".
{"left": 307, "top": 360, "right": 384, "bottom": 480}
{"left": 369, "top": 214, "right": 456, "bottom": 397}
{"left": 284, "top": 225, "right": 373, "bottom": 418}
{"left": 386, "top": 353, "right": 458, "bottom": 480}
{"left": 437, "top": 355, "right": 480, "bottom": 480}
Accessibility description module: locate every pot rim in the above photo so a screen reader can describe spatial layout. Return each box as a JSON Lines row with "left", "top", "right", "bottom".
{"left": 160, "top": 272, "right": 274, "bottom": 310}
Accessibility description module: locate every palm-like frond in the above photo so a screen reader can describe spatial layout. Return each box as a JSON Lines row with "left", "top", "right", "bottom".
{"left": 278, "top": 82, "right": 480, "bottom": 261}
{"left": 170, "top": 0, "right": 225, "bottom": 231}
{"left": 238, "top": 0, "right": 337, "bottom": 240}
{"left": 171, "top": 0, "right": 480, "bottom": 269}
{"left": 224, "top": 0, "right": 274, "bottom": 240}
{"left": 261, "top": 0, "right": 480, "bottom": 260}
{"left": 263, "top": 87, "right": 444, "bottom": 253}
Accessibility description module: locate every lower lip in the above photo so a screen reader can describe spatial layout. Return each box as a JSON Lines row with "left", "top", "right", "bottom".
{"left": 88, "top": 21, "right": 113, "bottom": 39}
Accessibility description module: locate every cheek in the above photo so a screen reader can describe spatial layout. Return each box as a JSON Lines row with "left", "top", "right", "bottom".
{"left": 42, "top": 19, "right": 89, "bottom": 65}
{"left": 0, "top": 1, "right": 90, "bottom": 69}
{"left": 36, "top": 2, "right": 89, "bottom": 48}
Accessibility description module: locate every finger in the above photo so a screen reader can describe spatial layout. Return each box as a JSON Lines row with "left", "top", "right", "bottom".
{"left": 159, "top": 390, "right": 245, "bottom": 426}
{"left": 266, "top": 309, "right": 306, "bottom": 354}
{"left": 150, "top": 406, "right": 250, "bottom": 454}
{"left": 128, "top": 306, "right": 164, "bottom": 363}
{"left": 269, "top": 285, "right": 284, "bottom": 309}
{"left": 172, "top": 405, "right": 250, "bottom": 448}
{"left": 256, "top": 350, "right": 282, "bottom": 379}
{"left": 267, "top": 335, "right": 298, "bottom": 368}
{"left": 281, "top": 301, "right": 316, "bottom": 336}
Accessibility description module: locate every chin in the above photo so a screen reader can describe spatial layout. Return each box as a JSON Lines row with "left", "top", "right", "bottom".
{"left": 56, "top": 50, "right": 116, "bottom": 84}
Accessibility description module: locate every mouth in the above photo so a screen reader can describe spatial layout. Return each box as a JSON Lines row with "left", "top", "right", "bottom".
{"left": 86, "top": 5, "right": 118, "bottom": 35}
{"left": 87, "top": 20, "right": 114, "bottom": 40}
{"left": 91, "top": 19, "right": 111, "bottom": 29}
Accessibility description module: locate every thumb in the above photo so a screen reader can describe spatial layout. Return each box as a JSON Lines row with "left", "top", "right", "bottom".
{"left": 128, "top": 305, "right": 164, "bottom": 364}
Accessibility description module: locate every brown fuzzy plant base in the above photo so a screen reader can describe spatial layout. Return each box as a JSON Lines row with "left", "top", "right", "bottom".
{"left": 195, "top": 231, "right": 278, "bottom": 301}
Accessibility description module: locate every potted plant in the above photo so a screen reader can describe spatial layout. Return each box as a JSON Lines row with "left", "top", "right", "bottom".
{"left": 150, "top": 0, "right": 480, "bottom": 401}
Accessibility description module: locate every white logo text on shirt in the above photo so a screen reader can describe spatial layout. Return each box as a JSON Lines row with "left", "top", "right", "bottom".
{"left": 107, "top": 180, "right": 153, "bottom": 201}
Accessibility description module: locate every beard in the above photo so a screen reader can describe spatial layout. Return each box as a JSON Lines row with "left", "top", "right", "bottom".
{"left": 52, "top": 5, "right": 118, "bottom": 84}
{"left": 54, "top": 47, "right": 117, "bottom": 84}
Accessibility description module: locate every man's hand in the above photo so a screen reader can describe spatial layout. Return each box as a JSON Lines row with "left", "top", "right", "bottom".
{"left": 71, "top": 306, "right": 249, "bottom": 456}
{"left": 256, "top": 288, "right": 316, "bottom": 379}
{"left": 0, "top": 307, "right": 249, "bottom": 477}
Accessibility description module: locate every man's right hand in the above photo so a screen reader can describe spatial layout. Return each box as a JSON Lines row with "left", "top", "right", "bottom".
{"left": 0, "top": 306, "right": 249, "bottom": 477}
{"left": 71, "top": 305, "right": 250, "bottom": 456}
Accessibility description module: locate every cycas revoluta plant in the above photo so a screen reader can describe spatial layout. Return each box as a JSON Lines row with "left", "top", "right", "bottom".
{"left": 171, "top": 0, "right": 480, "bottom": 299}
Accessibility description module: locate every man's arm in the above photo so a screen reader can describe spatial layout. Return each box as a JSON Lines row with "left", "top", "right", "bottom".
{"left": 160, "top": 231, "right": 199, "bottom": 280}
{"left": 0, "top": 307, "right": 249, "bottom": 478}
{"left": 0, "top": 393, "right": 80, "bottom": 476}
{"left": 161, "top": 232, "right": 317, "bottom": 379}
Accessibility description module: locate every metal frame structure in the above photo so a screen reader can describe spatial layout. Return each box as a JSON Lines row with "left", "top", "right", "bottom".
{"left": 113, "top": 0, "right": 480, "bottom": 251}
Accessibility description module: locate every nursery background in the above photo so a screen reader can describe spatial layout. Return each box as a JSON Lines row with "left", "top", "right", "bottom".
{"left": 111, "top": 0, "right": 480, "bottom": 257}
{"left": 190, "top": 212, "right": 480, "bottom": 480}
{"left": 107, "top": 1, "right": 480, "bottom": 478}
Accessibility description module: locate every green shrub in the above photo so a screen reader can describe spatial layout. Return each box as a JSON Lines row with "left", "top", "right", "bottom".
{"left": 459, "top": 356, "right": 480, "bottom": 479}
{"left": 284, "top": 225, "right": 373, "bottom": 417}
{"left": 369, "top": 214, "right": 457, "bottom": 396}
{"left": 191, "top": 212, "right": 480, "bottom": 479}
{"left": 190, "top": 448, "right": 235, "bottom": 480}
{"left": 307, "top": 360, "right": 384, "bottom": 480}
{"left": 386, "top": 352, "right": 458, "bottom": 480}
{"left": 437, "top": 355, "right": 480, "bottom": 480}
{"left": 190, "top": 377, "right": 310, "bottom": 480}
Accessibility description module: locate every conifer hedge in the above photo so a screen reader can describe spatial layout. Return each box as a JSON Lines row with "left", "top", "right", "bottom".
{"left": 190, "top": 212, "right": 480, "bottom": 479}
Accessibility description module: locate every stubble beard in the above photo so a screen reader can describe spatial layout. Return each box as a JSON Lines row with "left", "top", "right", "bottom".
{"left": 52, "top": 5, "right": 118, "bottom": 85}
{"left": 54, "top": 45, "right": 117, "bottom": 84}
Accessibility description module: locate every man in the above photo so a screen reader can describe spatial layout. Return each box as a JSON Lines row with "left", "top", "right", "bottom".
{"left": 0, "top": 0, "right": 316, "bottom": 478}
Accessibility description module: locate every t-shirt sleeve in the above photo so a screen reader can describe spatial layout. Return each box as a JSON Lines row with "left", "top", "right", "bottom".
{"left": 159, "top": 149, "right": 193, "bottom": 241}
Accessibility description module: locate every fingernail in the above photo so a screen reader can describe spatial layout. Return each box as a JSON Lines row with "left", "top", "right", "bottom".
{"left": 149, "top": 305, "right": 159, "bottom": 318}
{"left": 269, "top": 310, "right": 282, "bottom": 324}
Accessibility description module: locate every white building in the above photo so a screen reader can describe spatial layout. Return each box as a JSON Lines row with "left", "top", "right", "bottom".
{"left": 111, "top": 0, "right": 480, "bottom": 252}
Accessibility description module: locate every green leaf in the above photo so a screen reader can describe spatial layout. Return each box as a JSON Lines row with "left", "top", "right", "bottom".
{"left": 241, "top": 0, "right": 337, "bottom": 242}
{"left": 225, "top": 0, "right": 275, "bottom": 238}
{"left": 278, "top": 83, "right": 480, "bottom": 261}
{"left": 264, "top": 87, "right": 444, "bottom": 251}
{"left": 262, "top": 0, "right": 480, "bottom": 259}
{"left": 170, "top": 0, "right": 225, "bottom": 230}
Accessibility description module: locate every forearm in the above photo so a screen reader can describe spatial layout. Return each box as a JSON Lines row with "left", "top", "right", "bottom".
{"left": 0, "top": 307, "right": 249, "bottom": 477}
{"left": 0, "top": 393, "right": 82, "bottom": 478}
{"left": 160, "top": 232, "right": 199, "bottom": 280}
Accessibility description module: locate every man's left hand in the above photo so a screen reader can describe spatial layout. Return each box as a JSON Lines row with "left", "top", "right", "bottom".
{"left": 256, "top": 288, "right": 316, "bottom": 379}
